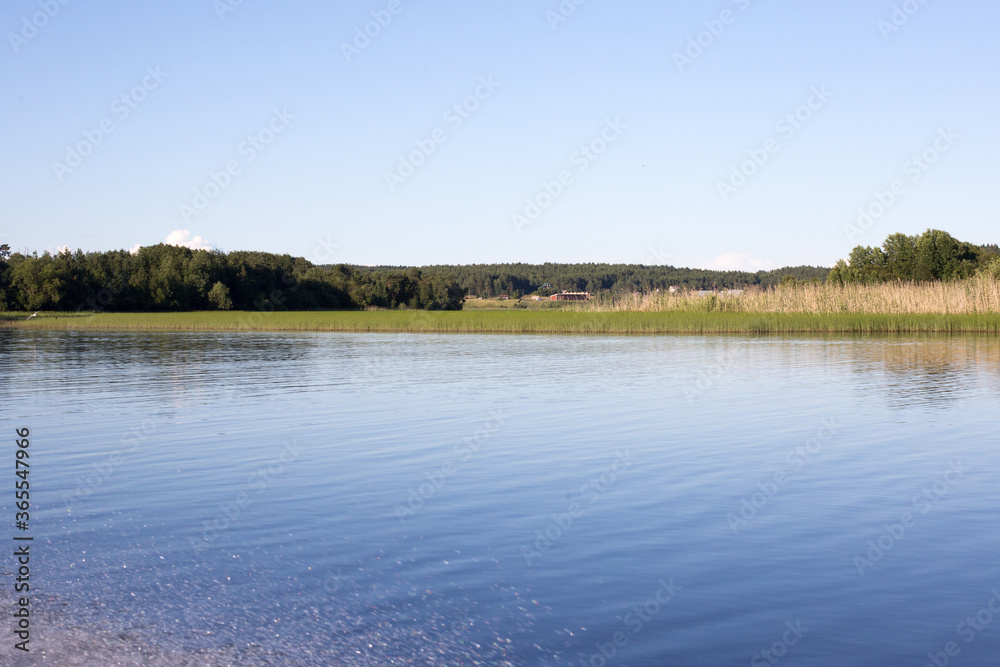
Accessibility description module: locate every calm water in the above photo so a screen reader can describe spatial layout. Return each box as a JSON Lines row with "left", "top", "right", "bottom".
{"left": 2, "top": 331, "right": 999, "bottom": 665}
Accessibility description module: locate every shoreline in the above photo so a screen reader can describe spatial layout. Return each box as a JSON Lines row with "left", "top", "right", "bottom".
{"left": 3, "top": 310, "right": 1000, "bottom": 334}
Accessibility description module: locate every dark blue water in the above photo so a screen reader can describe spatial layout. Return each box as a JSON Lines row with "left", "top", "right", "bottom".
{"left": 2, "top": 331, "right": 999, "bottom": 665}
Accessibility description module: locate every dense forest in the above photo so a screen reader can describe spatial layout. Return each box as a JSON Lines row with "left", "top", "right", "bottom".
{"left": 356, "top": 263, "right": 832, "bottom": 298}
{"left": 829, "top": 229, "right": 999, "bottom": 284}
{"left": 2, "top": 229, "right": 994, "bottom": 312}
{"left": 0, "top": 244, "right": 465, "bottom": 312}
{"left": 0, "top": 243, "right": 831, "bottom": 311}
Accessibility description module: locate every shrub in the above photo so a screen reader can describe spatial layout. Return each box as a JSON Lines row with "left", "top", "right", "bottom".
{"left": 978, "top": 257, "right": 1000, "bottom": 281}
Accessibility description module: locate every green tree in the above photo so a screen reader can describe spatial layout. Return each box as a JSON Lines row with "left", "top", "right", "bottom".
{"left": 881, "top": 232, "right": 917, "bottom": 280}
{"left": 977, "top": 256, "right": 1000, "bottom": 281}
{"left": 912, "top": 229, "right": 979, "bottom": 281}
{"left": 7, "top": 253, "right": 64, "bottom": 310}
{"left": 846, "top": 245, "right": 887, "bottom": 284}
{"left": 834, "top": 229, "right": 991, "bottom": 284}
{"left": 207, "top": 281, "right": 233, "bottom": 310}
{"left": 827, "top": 259, "right": 854, "bottom": 286}
{"left": 0, "top": 244, "right": 10, "bottom": 310}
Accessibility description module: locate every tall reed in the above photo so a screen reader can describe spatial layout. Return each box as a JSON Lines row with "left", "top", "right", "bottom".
{"left": 577, "top": 276, "right": 1000, "bottom": 315}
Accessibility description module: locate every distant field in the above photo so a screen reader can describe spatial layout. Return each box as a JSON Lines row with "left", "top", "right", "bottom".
{"left": 462, "top": 297, "right": 573, "bottom": 310}
{"left": 3, "top": 310, "right": 1000, "bottom": 334}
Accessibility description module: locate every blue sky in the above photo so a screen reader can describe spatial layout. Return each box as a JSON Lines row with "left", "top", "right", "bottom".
{"left": 2, "top": 0, "right": 997, "bottom": 269}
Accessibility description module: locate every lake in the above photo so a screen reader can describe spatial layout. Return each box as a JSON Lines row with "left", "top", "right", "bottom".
{"left": 2, "top": 331, "right": 999, "bottom": 665}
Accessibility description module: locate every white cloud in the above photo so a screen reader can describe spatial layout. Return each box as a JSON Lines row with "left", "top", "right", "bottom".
{"left": 702, "top": 253, "right": 775, "bottom": 272}
{"left": 46, "top": 244, "right": 70, "bottom": 255}
{"left": 165, "top": 229, "right": 213, "bottom": 251}
{"left": 130, "top": 230, "right": 214, "bottom": 255}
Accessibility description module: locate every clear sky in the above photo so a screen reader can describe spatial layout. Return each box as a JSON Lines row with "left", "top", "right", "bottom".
{"left": 2, "top": 0, "right": 997, "bottom": 270}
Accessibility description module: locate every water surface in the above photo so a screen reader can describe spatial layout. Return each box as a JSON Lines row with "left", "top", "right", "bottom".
{"left": 2, "top": 331, "right": 999, "bottom": 665}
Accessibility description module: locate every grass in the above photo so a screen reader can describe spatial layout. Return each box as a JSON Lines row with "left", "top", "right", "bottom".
{"left": 3, "top": 279, "right": 999, "bottom": 334}
{"left": 462, "top": 297, "right": 573, "bottom": 310}
{"left": 2, "top": 309, "right": 1000, "bottom": 334}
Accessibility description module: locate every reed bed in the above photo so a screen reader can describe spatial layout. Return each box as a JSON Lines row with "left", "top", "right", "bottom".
{"left": 3, "top": 280, "right": 999, "bottom": 333}
{"left": 578, "top": 275, "right": 1000, "bottom": 315}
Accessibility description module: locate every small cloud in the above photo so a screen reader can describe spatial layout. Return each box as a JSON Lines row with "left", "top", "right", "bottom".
{"left": 702, "top": 253, "right": 775, "bottom": 272}
{"left": 165, "top": 230, "right": 213, "bottom": 251}
{"left": 46, "top": 244, "right": 70, "bottom": 255}
{"left": 129, "top": 243, "right": 142, "bottom": 255}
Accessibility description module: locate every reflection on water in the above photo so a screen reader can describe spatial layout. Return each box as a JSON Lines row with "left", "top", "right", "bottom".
{"left": 1, "top": 330, "right": 999, "bottom": 665}
{"left": 849, "top": 336, "right": 1000, "bottom": 408}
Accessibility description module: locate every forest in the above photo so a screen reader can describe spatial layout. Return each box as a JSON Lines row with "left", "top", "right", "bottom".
{"left": 0, "top": 244, "right": 465, "bottom": 312}
{"left": 0, "top": 243, "right": 830, "bottom": 312}
{"left": 359, "top": 263, "right": 831, "bottom": 298}
{"left": 0, "top": 228, "right": 995, "bottom": 313}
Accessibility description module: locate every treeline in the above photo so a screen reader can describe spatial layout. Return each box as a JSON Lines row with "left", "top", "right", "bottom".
{"left": 8, "top": 229, "right": 990, "bottom": 313}
{"left": 829, "top": 230, "right": 999, "bottom": 285}
{"left": 356, "top": 263, "right": 831, "bottom": 298}
{"left": 0, "top": 244, "right": 465, "bottom": 312}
